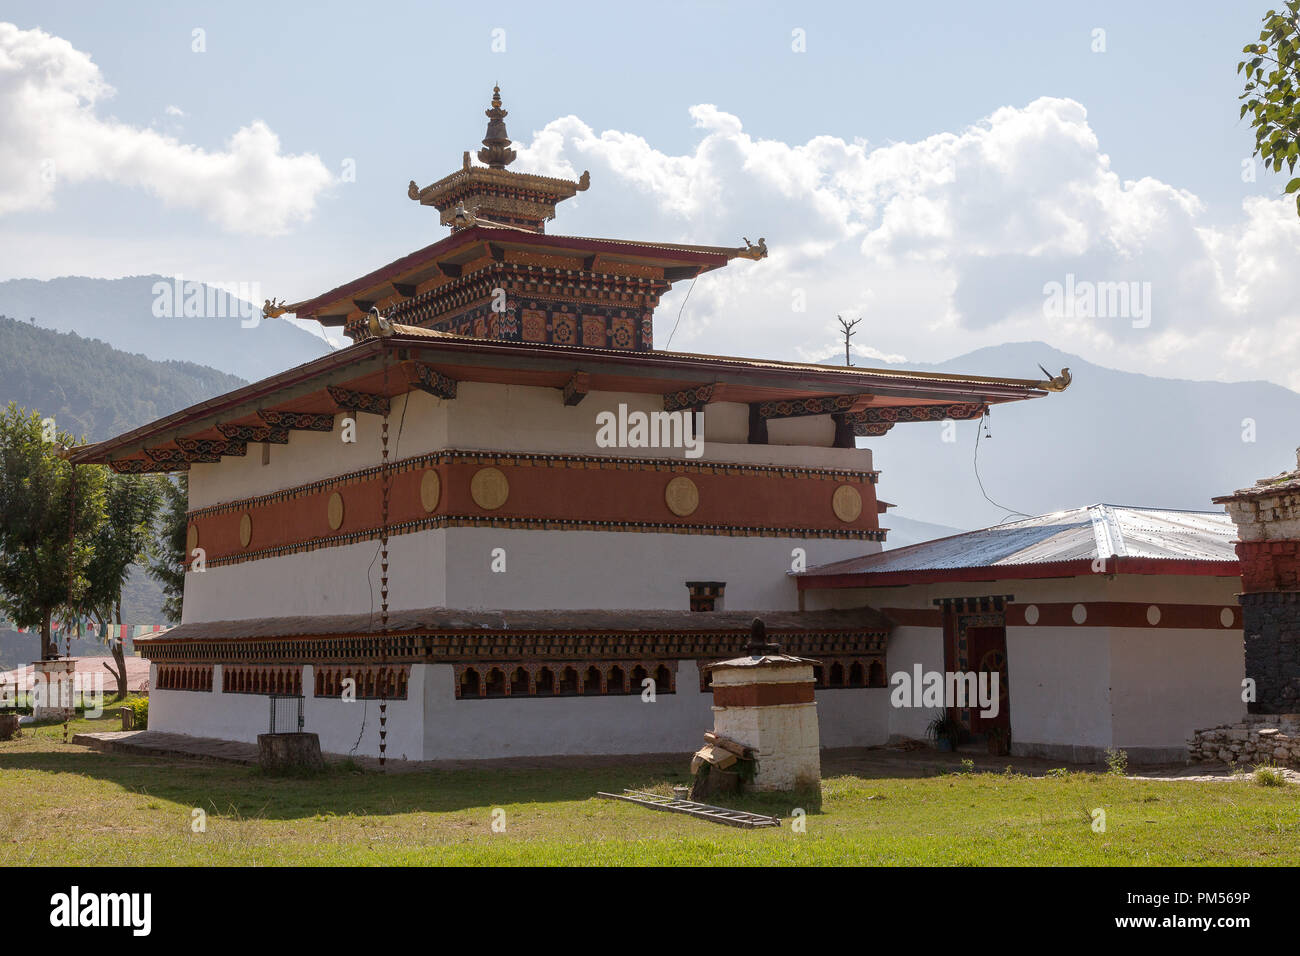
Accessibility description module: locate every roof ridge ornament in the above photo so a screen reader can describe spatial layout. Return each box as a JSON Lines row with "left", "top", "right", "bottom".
{"left": 737, "top": 236, "right": 768, "bottom": 260}
{"left": 1036, "top": 364, "right": 1072, "bottom": 391}
{"left": 477, "top": 85, "right": 517, "bottom": 169}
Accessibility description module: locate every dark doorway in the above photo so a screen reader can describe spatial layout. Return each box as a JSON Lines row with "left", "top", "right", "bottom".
{"left": 963, "top": 624, "right": 1010, "bottom": 735}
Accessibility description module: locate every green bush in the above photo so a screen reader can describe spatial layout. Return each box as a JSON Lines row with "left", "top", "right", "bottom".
{"left": 124, "top": 695, "right": 148, "bottom": 726}
{"left": 1252, "top": 761, "right": 1286, "bottom": 787}
{"left": 1104, "top": 748, "right": 1128, "bottom": 776}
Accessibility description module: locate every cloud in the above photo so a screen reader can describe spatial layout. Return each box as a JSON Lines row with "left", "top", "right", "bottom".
{"left": 515, "top": 96, "right": 1300, "bottom": 389}
{"left": 0, "top": 22, "right": 332, "bottom": 235}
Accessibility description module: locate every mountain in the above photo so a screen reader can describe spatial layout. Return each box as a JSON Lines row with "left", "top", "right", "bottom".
{"left": 856, "top": 341, "right": 1300, "bottom": 531}
{"left": 0, "top": 315, "right": 247, "bottom": 443}
{"left": 880, "top": 514, "right": 967, "bottom": 550}
{"left": 0, "top": 275, "right": 332, "bottom": 382}
{"left": 0, "top": 317, "right": 252, "bottom": 624}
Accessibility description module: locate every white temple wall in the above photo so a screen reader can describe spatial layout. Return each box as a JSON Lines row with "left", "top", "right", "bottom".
{"left": 181, "top": 532, "right": 448, "bottom": 623}
{"left": 1108, "top": 627, "right": 1245, "bottom": 761}
{"left": 182, "top": 527, "right": 875, "bottom": 623}
{"left": 1005, "top": 625, "right": 1113, "bottom": 761}
{"left": 148, "top": 664, "right": 427, "bottom": 760}
{"left": 443, "top": 528, "right": 874, "bottom": 611}
{"left": 147, "top": 661, "right": 893, "bottom": 761}
{"left": 884, "top": 625, "right": 947, "bottom": 741}
{"left": 187, "top": 382, "right": 877, "bottom": 510}
{"left": 802, "top": 575, "right": 1244, "bottom": 762}
{"left": 188, "top": 391, "right": 447, "bottom": 509}
{"left": 419, "top": 661, "right": 714, "bottom": 759}
{"left": 815, "top": 689, "right": 891, "bottom": 747}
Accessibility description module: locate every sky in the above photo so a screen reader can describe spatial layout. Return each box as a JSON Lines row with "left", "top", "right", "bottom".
{"left": 2, "top": 1, "right": 1299, "bottom": 387}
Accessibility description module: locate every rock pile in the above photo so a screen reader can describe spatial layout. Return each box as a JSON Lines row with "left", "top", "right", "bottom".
{"left": 1188, "top": 714, "right": 1300, "bottom": 768}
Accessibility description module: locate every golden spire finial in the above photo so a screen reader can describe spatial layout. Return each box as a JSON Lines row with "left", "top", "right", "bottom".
{"left": 478, "top": 85, "right": 516, "bottom": 169}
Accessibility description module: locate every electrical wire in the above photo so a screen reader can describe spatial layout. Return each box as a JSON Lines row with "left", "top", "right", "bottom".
{"left": 663, "top": 276, "right": 698, "bottom": 349}
{"left": 973, "top": 411, "right": 1030, "bottom": 522}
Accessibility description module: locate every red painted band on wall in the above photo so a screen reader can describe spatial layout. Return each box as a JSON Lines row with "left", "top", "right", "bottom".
{"left": 712, "top": 681, "right": 816, "bottom": 707}
{"left": 878, "top": 603, "right": 1241, "bottom": 630}
{"left": 187, "top": 454, "right": 880, "bottom": 564}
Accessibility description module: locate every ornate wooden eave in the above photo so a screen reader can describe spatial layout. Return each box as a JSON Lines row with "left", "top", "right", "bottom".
{"left": 257, "top": 410, "right": 336, "bottom": 432}
{"left": 67, "top": 329, "right": 1046, "bottom": 470}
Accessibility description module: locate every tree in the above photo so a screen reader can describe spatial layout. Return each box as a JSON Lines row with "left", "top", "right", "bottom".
{"left": 0, "top": 403, "right": 105, "bottom": 659}
{"left": 1239, "top": 2, "right": 1300, "bottom": 214}
{"left": 148, "top": 475, "right": 188, "bottom": 624}
{"left": 82, "top": 473, "right": 163, "bottom": 699}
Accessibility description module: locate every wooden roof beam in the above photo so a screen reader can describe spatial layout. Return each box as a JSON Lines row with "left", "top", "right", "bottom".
{"left": 562, "top": 371, "right": 590, "bottom": 406}
{"left": 257, "top": 410, "right": 337, "bottom": 432}
{"left": 402, "top": 361, "right": 458, "bottom": 400}
{"left": 325, "top": 385, "right": 392, "bottom": 416}
{"left": 216, "top": 423, "right": 290, "bottom": 445}
{"left": 176, "top": 437, "right": 248, "bottom": 459}
{"left": 759, "top": 393, "right": 874, "bottom": 419}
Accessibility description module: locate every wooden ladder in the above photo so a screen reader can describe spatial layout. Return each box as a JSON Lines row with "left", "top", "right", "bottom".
{"left": 596, "top": 789, "right": 781, "bottom": 829}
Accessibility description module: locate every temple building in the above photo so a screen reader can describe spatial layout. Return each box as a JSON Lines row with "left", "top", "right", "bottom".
{"left": 797, "top": 505, "right": 1244, "bottom": 764}
{"left": 70, "top": 90, "right": 1057, "bottom": 761}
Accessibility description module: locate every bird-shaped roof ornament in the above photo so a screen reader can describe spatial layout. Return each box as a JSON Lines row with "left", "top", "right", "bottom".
{"left": 1037, "top": 364, "right": 1072, "bottom": 392}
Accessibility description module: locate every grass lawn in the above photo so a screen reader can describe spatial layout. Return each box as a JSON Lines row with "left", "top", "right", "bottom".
{"left": 2, "top": 713, "right": 1297, "bottom": 866}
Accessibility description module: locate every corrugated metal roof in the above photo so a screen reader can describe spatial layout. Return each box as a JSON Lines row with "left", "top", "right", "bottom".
{"left": 800, "top": 504, "right": 1237, "bottom": 577}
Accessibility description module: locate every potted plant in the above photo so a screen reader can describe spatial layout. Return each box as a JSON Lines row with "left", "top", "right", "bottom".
{"left": 926, "top": 710, "right": 961, "bottom": 752}
{"left": 987, "top": 725, "right": 1010, "bottom": 756}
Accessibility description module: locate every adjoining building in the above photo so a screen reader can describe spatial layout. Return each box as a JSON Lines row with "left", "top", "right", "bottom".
{"left": 797, "top": 504, "right": 1244, "bottom": 763}
{"left": 68, "top": 89, "right": 1059, "bottom": 761}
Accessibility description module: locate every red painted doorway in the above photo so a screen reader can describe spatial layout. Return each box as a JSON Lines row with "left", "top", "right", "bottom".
{"left": 964, "top": 625, "right": 1010, "bottom": 735}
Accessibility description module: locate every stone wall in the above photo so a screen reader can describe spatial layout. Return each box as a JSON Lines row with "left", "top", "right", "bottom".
{"left": 1239, "top": 592, "right": 1300, "bottom": 713}
{"left": 1215, "top": 454, "right": 1300, "bottom": 715}
{"left": 1188, "top": 714, "right": 1300, "bottom": 768}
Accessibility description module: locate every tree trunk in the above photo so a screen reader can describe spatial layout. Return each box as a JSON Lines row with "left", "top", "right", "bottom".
{"left": 40, "top": 609, "right": 54, "bottom": 661}
{"left": 111, "top": 600, "right": 127, "bottom": 701}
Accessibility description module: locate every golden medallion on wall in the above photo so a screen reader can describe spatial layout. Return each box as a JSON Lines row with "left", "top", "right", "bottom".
{"left": 185, "top": 524, "right": 199, "bottom": 554}
{"left": 832, "top": 484, "right": 863, "bottom": 523}
{"left": 327, "top": 491, "right": 345, "bottom": 530}
{"left": 665, "top": 476, "right": 700, "bottom": 517}
{"left": 420, "top": 469, "right": 442, "bottom": 512}
{"left": 470, "top": 467, "right": 509, "bottom": 510}
{"left": 238, "top": 512, "right": 253, "bottom": 548}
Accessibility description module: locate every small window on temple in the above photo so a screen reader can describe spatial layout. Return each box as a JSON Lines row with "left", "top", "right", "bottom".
{"left": 583, "top": 666, "right": 603, "bottom": 695}
{"left": 485, "top": 668, "right": 505, "bottom": 698}
{"left": 829, "top": 661, "right": 845, "bottom": 687}
{"left": 461, "top": 668, "right": 481, "bottom": 698}
{"left": 869, "top": 660, "right": 886, "bottom": 687}
{"left": 849, "top": 661, "right": 866, "bottom": 687}
{"left": 654, "top": 665, "right": 672, "bottom": 693}
{"left": 686, "top": 581, "right": 726, "bottom": 612}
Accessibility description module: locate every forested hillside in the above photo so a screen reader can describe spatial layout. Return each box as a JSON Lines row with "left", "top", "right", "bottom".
{"left": 0, "top": 314, "right": 246, "bottom": 443}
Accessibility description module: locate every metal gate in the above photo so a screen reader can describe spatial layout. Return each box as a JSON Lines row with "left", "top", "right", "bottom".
{"left": 268, "top": 695, "right": 304, "bottom": 734}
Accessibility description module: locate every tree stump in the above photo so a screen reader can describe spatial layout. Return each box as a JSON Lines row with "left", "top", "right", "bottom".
{"left": 257, "top": 733, "right": 324, "bottom": 772}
